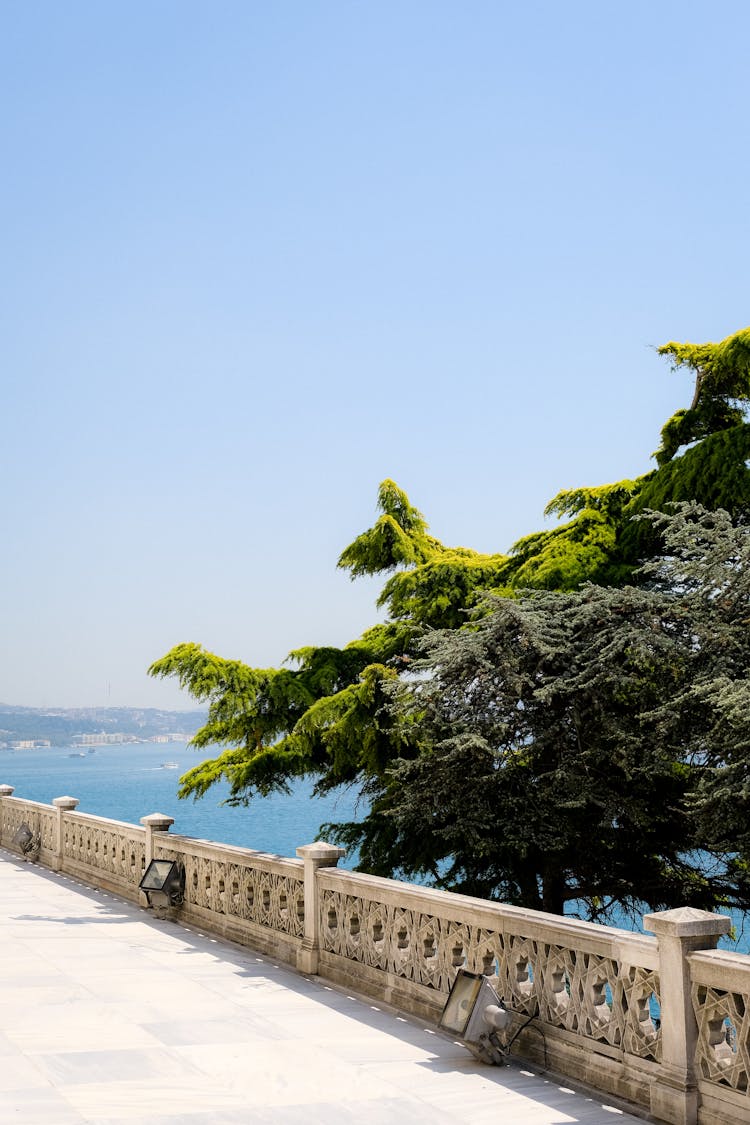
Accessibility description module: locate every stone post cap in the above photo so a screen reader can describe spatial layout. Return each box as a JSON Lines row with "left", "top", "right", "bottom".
{"left": 140, "top": 813, "right": 175, "bottom": 830}
{"left": 52, "top": 795, "right": 80, "bottom": 810}
{"left": 296, "top": 841, "right": 346, "bottom": 865}
{"left": 643, "top": 906, "right": 732, "bottom": 938}
{"left": 0, "top": 785, "right": 15, "bottom": 797}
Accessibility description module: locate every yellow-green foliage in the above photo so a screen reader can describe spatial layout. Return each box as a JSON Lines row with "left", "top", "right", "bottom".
{"left": 498, "top": 327, "right": 750, "bottom": 585}
{"left": 150, "top": 325, "right": 750, "bottom": 827}
{"left": 338, "top": 478, "right": 509, "bottom": 627}
{"left": 655, "top": 328, "right": 750, "bottom": 466}
{"left": 279, "top": 663, "right": 401, "bottom": 789}
{"left": 494, "top": 480, "right": 643, "bottom": 591}
{"left": 337, "top": 479, "right": 438, "bottom": 575}
{"left": 543, "top": 481, "right": 643, "bottom": 521}
{"left": 377, "top": 551, "right": 510, "bottom": 628}
{"left": 658, "top": 328, "right": 750, "bottom": 402}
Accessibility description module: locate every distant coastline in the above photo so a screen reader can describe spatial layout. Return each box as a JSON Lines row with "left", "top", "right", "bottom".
{"left": 0, "top": 704, "right": 207, "bottom": 749}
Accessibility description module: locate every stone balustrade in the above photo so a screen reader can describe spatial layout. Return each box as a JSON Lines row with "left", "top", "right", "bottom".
{"left": 318, "top": 866, "right": 667, "bottom": 1110}
{"left": 153, "top": 829, "right": 306, "bottom": 964}
{"left": 689, "top": 946, "right": 750, "bottom": 1124}
{"left": 0, "top": 784, "right": 744, "bottom": 1125}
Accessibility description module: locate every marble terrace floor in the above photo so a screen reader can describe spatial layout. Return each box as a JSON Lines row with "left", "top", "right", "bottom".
{"left": 0, "top": 851, "right": 646, "bottom": 1124}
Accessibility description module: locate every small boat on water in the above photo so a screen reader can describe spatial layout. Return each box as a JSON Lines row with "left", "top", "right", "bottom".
{"left": 68, "top": 752, "right": 86, "bottom": 758}
{"left": 161, "top": 761, "right": 179, "bottom": 769}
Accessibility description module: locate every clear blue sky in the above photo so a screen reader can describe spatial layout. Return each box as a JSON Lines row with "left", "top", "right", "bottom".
{"left": 2, "top": 1, "right": 749, "bottom": 709}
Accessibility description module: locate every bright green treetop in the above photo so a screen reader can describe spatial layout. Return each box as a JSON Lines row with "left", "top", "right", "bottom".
{"left": 338, "top": 479, "right": 510, "bottom": 628}
{"left": 654, "top": 327, "right": 750, "bottom": 465}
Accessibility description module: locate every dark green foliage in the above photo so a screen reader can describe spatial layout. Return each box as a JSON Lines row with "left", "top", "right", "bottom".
{"left": 639, "top": 506, "right": 750, "bottom": 867}
{"left": 623, "top": 425, "right": 750, "bottom": 563}
{"left": 378, "top": 504, "right": 750, "bottom": 916}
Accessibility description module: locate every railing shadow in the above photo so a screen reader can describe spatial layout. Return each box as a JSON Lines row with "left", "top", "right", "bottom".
{"left": 1, "top": 848, "right": 643, "bottom": 1123}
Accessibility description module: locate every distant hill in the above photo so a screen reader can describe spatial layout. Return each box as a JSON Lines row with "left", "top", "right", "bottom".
{"left": 0, "top": 705, "right": 208, "bottom": 746}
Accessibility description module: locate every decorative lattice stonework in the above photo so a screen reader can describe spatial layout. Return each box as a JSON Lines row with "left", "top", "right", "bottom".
{"left": 2, "top": 802, "right": 56, "bottom": 856}
{"left": 319, "top": 887, "right": 661, "bottom": 1062}
{"left": 63, "top": 820, "right": 145, "bottom": 886}
{"left": 156, "top": 847, "right": 304, "bottom": 938}
{"left": 693, "top": 982, "right": 750, "bottom": 1094}
{"left": 622, "top": 965, "right": 661, "bottom": 1061}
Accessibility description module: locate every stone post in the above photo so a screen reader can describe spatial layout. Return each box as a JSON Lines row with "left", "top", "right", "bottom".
{"left": 296, "top": 841, "right": 345, "bottom": 974}
{"left": 0, "top": 785, "right": 15, "bottom": 847}
{"left": 644, "top": 906, "right": 731, "bottom": 1125}
{"left": 52, "top": 796, "right": 79, "bottom": 872}
{"left": 140, "top": 813, "right": 175, "bottom": 866}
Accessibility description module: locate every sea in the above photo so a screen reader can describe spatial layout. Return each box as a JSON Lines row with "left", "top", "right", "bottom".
{"left": 0, "top": 740, "right": 361, "bottom": 862}
{"left": 2, "top": 740, "right": 747, "bottom": 953}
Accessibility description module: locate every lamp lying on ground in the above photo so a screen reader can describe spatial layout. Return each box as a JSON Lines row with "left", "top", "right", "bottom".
{"left": 12, "top": 822, "right": 40, "bottom": 861}
{"left": 439, "top": 969, "right": 512, "bottom": 1066}
{"left": 139, "top": 859, "right": 185, "bottom": 909}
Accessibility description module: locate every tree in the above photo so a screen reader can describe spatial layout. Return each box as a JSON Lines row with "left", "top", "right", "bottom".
{"left": 653, "top": 330, "right": 750, "bottom": 467}
{"left": 640, "top": 504, "right": 750, "bottom": 905}
{"left": 380, "top": 504, "right": 747, "bottom": 918}
{"left": 489, "top": 327, "right": 750, "bottom": 588}
{"left": 149, "top": 326, "right": 750, "bottom": 917}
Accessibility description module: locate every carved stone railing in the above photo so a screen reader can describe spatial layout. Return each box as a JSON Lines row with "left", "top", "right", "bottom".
{"left": 61, "top": 808, "right": 146, "bottom": 897}
{"left": 0, "top": 785, "right": 742, "bottom": 1125}
{"left": 153, "top": 829, "right": 305, "bottom": 964}
{"left": 318, "top": 867, "right": 664, "bottom": 1111}
{"left": 0, "top": 793, "right": 56, "bottom": 866}
{"left": 690, "top": 947, "right": 750, "bottom": 1125}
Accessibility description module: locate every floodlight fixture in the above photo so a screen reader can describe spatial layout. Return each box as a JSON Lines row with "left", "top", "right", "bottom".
{"left": 439, "top": 969, "right": 512, "bottom": 1065}
{"left": 12, "top": 822, "right": 40, "bottom": 860}
{"left": 139, "top": 859, "right": 185, "bottom": 909}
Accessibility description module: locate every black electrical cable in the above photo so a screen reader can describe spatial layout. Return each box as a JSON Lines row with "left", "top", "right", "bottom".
{"left": 491, "top": 1005, "right": 548, "bottom": 1071}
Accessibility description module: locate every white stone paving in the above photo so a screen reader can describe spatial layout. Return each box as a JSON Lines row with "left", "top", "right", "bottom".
{"left": 0, "top": 850, "right": 646, "bottom": 1124}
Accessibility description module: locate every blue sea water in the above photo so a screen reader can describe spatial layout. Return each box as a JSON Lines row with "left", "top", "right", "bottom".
{"left": 2, "top": 741, "right": 747, "bottom": 953}
{"left": 0, "top": 741, "right": 361, "bottom": 863}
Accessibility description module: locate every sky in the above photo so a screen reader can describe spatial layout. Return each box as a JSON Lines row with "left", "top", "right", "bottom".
{"left": 2, "top": 1, "right": 749, "bottom": 710}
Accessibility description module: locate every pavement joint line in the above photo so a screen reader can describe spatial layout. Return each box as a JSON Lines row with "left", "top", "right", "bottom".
{"left": 0, "top": 852, "right": 649, "bottom": 1123}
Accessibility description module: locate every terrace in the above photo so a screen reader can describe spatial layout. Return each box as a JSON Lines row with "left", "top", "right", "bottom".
{"left": 1, "top": 786, "right": 746, "bottom": 1125}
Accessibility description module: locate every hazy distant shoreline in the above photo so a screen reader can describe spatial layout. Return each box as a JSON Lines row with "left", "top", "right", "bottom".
{"left": 0, "top": 704, "right": 207, "bottom": 748}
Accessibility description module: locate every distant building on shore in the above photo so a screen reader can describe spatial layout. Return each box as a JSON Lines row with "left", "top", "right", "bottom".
{"left": 71, "top": 733, "right": 138, "bottom": 746}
